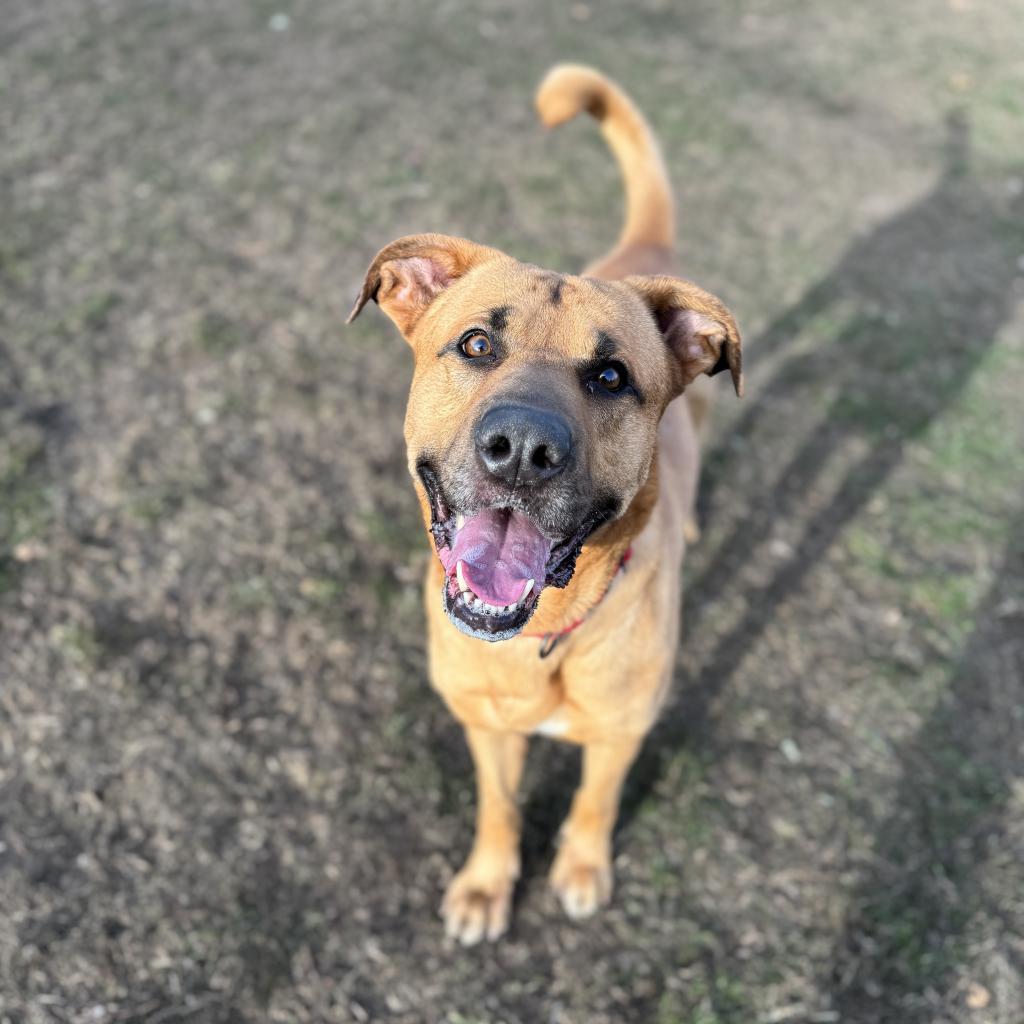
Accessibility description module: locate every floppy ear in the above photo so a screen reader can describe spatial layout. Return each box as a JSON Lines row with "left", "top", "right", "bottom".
{"left": 625, "top": 275, "right": 743, "bottom": 397}
{"left": 347, "top": 233, "right": 503, "bottom": 339}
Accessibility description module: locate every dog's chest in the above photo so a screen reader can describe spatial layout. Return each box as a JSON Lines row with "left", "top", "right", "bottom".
{"left": 486, "top": 684, "right": 564, "bottom": 735}
{"left": 442, "top": 661, "right": 577, "bottom": 737}
{"left": 531, "top": 706, "right": 570, "bottom": 737}
{"left": 484, "top": 677, "right": 601, "bottom": 742}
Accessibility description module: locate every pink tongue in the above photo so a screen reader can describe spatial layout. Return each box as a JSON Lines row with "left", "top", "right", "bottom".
{"left": 442, "top": 509, "right": 552, "bottom": 606}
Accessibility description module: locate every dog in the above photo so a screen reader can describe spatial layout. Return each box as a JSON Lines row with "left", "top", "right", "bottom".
{"left": 348, "top": 65, "right": 742, "bottom": 945}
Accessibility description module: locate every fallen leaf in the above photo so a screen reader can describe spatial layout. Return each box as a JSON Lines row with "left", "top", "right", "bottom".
{"left": 966, "top": 982, "right": 991, "bottom": 1009}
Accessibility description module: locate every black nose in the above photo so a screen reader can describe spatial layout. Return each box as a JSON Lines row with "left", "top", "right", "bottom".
{"left": 475, "top": 404, "right": 573, "bottom": 487}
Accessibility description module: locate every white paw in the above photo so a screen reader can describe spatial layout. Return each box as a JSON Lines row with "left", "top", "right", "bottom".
{"left": 549, "top": 847, "right": 612, "bottom": 920}
{"left": 441, "top": 866, "right": 515, "bottom": 945}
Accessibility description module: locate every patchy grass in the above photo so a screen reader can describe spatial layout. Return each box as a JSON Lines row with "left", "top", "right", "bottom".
{"left": 72, "top": 290, "right": 121, "bottom": 331}
{"left": 194, "top": 310, "right": 246, "bottom": 353}
{"left": 0, "top": 432, "right": 52, "bottom": 593}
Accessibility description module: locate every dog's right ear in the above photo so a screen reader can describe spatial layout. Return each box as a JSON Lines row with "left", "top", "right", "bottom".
{"left": 347, "top": 233, "right": 503, "bottom": 339}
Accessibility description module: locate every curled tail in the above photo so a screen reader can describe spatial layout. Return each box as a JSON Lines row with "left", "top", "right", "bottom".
{"left": 535, "top": 64, "right": 675, "bottom": 253}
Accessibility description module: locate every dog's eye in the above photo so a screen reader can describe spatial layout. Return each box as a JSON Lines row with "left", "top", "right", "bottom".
{"left": 460, "top": 331, "right": 493, "bottom": 358}
{"left": 595, "top": 362, "right": 627, "bottom": 392}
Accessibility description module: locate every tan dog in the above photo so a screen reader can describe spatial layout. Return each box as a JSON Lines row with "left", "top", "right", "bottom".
{"left": 349, "top": 65, "right": 742, "bottom": 944}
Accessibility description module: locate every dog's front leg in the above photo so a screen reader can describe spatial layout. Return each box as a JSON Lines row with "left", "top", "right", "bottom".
{"left": 550, "top": 733, "right": 643, "bottom": 919}
{"left": 442, "top": 726, "right": 527, "bottom": 945}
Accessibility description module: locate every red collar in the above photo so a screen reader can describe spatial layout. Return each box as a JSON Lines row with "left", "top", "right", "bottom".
{"left": 524, "top": 547, "right": 633, "bottom": 659}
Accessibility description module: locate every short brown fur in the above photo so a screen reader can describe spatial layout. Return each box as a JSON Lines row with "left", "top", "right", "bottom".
{"left": 349, "top": 64, "right": 743, "bottom": 944}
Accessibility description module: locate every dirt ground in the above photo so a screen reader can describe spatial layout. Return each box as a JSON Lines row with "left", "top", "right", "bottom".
{"left": 2, "top": 1, "right": 1023, "bottom": 1022}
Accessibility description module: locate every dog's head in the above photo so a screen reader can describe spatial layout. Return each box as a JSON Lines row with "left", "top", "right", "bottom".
{"left": 349, "top": 234, "right": 742, "bottom": 641}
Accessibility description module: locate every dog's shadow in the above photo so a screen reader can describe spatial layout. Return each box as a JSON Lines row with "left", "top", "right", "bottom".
{"left": 826, "top": 519, "right": 1024, "bottom": 1020}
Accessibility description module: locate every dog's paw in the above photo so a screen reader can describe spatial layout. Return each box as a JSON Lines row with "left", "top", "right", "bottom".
{"left": 441, "top": 866, "right": 515, "bottom": 946}
{"left": 549, "top": 846, "right": 612, "bottom": 920}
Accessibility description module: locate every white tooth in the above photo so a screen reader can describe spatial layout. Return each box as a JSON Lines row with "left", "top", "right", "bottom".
{"left": 456, "top": 560, "right": 469, "bottom": 594}
{"left": 456, "top": 514, "right": 465, "bottom": 530}
{"left": 517, "top": 579, "right": 535, "bottom": 605}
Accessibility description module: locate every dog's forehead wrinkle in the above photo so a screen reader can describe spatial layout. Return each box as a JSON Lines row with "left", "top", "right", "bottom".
{"left": 527, "top": 269, "right": 568, "bottom": 306}
{"left": 522, "top": 266, "right": 623, "bottom": 312}
{"left": 503, "top": 302, "right": 633, "bottom": 364}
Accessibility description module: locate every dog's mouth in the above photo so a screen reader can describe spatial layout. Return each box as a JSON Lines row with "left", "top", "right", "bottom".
{"left": 439, "top": 507, "right": 550, "bottom": 640}
{"left": 418, "top": 462, "right": 614, "bottom": 642}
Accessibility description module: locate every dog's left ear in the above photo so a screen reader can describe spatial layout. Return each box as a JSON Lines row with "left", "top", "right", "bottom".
{"left": 625, "top": 275, "right": 743, "bottom": 397}
{"left": 347, "top": 233, "right": 503, "bottom": 339}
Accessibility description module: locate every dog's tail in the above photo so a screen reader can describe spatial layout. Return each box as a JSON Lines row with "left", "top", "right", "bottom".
{"left": 535, "top": 64, "right": 675, "bottom": 253}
